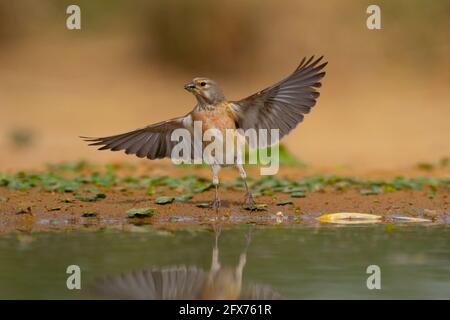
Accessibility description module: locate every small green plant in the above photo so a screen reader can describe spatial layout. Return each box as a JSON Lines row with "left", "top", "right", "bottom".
{"left": 276, "top": 199, "right": 293, "bottom": 206}
{"left": 245, "top": 144, "right": 307, "bottom": 167}
{"left": 155, "top": 196, "right": 175, "bottom": 205}
{"left": 175, "top": 194, "right": 193, "bottom": 202}
{"left": 127, "top": 208, "right": 155, "bottom": 218}
{"left": 75, "top": 193, "right": 106, "bottom": 202}
{"left": 0, "top": 164, "right": 448, "bottom": 200}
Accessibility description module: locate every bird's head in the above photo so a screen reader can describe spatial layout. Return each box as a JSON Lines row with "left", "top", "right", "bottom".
{"left": 184, "top": 77, "right": 225, "bottom": 105}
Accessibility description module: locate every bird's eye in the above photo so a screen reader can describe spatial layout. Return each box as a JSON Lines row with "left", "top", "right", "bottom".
{"left": 200, "top": 81, "right": 206, "bottom": 87}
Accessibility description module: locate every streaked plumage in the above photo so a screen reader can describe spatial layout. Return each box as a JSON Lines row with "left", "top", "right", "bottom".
{"left": 82, "top": 56, "right": 327, "bottom": 209}
{"left": 231, "top": 56, "right": 326, "bottom": 147}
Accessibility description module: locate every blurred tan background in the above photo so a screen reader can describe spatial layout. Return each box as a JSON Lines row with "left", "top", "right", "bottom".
{"left": 0, "top": 0, "right": 449, "bottom": 171}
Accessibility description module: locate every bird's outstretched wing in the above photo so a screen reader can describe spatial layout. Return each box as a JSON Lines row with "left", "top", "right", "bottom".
{"left": 91, "top": 266, "right": 207, "bottom": 300}
{"left": 81, "top": 115, "right": 192, "bottom": 160}
{"left": 230, "top": 56, "right": 327, "bottom": 147}
{"left": 243, "top": 283, "right": 284, "bottom": 300}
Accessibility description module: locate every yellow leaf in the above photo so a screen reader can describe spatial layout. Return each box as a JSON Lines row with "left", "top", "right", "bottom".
{"left": 318, "top": 212, "right": 382, "bottom": 224}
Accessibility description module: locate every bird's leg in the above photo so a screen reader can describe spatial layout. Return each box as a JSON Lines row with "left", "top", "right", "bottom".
{"left": 235, "top": 225, "right": 255, "bottom": 284}
{"left": 244, "top": 224, "right": 255, "bottom": 251}
{"left": 213, "top": 221, "right": 222, "bottom": 247}
{"left": 210, "top": 222, "right": 222, "bottom": 274}
{"left": 235, "top": 251, "right": 246, "bottom": 284}
{"left": 237, "top": 164, "right": 255, "bottom": 207}
{"left": 210, "top": 164, "right": 221, "bottom": 212}
{"left": 243, "top": 181, "right": 255, "bottom": 207}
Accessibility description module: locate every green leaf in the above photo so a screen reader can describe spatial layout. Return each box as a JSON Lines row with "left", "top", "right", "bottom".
{"left": 360, "top": 186, "right": 382, "bottom": 195}
{"left": 75, "top": 193, "right": 106, "bottom": 202}
{"left": 245, "top": 143, "right": 307, "bottom": 167}
{"left": 192, "top": 182, "right": 213, "bottom": 193}
{"left": 155, "top": 196, "right": 175, "bottom": 204}
{"left": 9, "top": 179, "right": 33, "bottom": 191}
{"left": 0, "top": 176, "right": 10, "bottom": 186}
{"left": 291, "top": 191, "right": 306, "bottom": 198}
{"left": 175, "top": 194, "right": 193, "bottom": 202}
{"left": 127, "top": 207, "right": 155, "bottom": 218}
{"left": 276, "top": 199, "right": 293, "bottom": 206}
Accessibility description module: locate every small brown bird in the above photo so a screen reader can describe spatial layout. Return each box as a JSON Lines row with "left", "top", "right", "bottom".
{"left": 82, "top": 56, "right": 327, "bottom": 210}
{"left": 92, "top": 224, "right": 282, "bottom": 300}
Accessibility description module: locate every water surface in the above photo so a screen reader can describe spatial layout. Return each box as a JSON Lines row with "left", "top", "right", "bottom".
{"left": 0, "top": 224, "right": 449, "bottom": 299}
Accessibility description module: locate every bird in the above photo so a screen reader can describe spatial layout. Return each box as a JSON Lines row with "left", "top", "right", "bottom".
{"left": 91, "top": 223, "right": 283, "bottom": 300}
{"left": 81, "top": 56, "right": 327, "bottom": 211}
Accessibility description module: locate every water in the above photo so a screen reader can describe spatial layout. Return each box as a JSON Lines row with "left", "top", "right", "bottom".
{"left": 0, "top": 224, "right": 449, "bottom": 299}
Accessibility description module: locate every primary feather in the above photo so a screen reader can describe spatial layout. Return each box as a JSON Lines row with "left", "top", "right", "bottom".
{"left": 231, "top": 56, "right": 327, "bottom": 147}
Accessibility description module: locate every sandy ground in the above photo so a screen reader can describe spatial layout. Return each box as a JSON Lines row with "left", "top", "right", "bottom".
{"left": 0, "top": 164, "right": 448, "bottom": 234}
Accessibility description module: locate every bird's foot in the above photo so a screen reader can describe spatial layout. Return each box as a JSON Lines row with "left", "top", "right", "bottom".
{"left": 243, "top": 192, "right": 256, "bottom": 209}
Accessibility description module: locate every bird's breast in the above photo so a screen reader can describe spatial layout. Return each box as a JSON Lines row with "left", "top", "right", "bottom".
{"left": 191, "top": 104, "right": 241, "bottom": 163}
{"left": 192, "top": 105, "right": 236, "bottom": 134}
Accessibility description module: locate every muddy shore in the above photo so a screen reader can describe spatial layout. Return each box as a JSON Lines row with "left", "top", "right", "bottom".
{"left": 0, "top": 163, "right": 448, "bottom": 234}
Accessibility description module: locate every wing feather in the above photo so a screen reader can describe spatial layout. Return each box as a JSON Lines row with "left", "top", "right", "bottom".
{"left": 92, "top": 266, "right": 207, "bottom": 300}
{"left": 81, "top": 115, "right": 192, "bottom": 160}
{"left": 231, "top": 56, "right": 327, "bottom": 147}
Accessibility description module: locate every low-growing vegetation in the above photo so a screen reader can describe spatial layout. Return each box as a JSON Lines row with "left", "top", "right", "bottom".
{"left": 0, "top": 162, "right": 448, "bottom": 202}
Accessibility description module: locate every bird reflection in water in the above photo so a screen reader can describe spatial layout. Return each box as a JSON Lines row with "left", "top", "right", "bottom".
{"left": 92, "top": 224, "right": 282, "bottom": 300}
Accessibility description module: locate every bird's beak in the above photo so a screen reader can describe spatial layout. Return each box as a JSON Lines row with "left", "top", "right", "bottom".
{"left": 184, "top": 82, "right": 196, "bottom": 91}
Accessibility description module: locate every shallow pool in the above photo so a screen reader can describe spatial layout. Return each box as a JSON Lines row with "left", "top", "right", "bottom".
{"left": 0, "top": 224, "right": 449, "bottom": 299}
